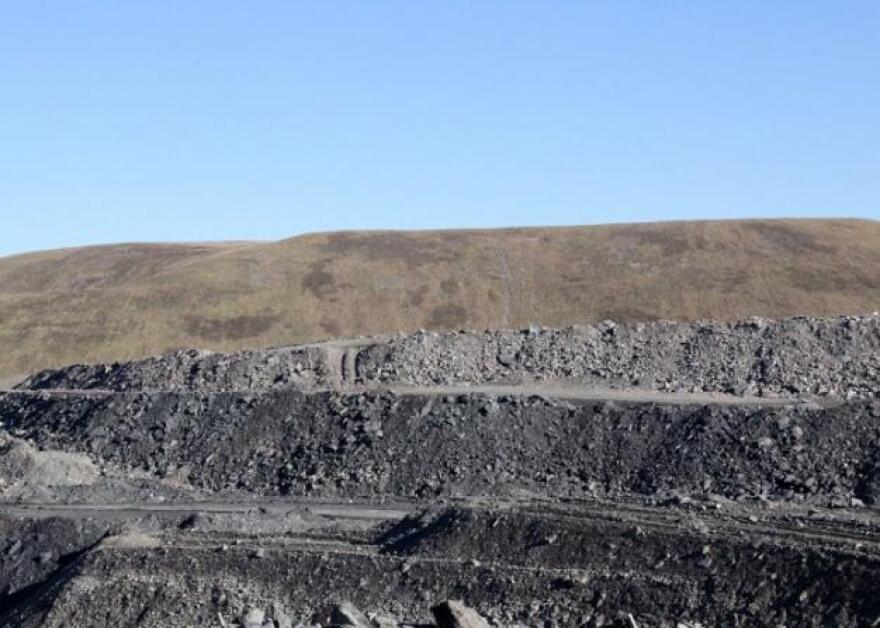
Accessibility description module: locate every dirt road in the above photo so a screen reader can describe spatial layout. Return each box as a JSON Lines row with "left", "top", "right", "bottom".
{"left": 1, "top": 380, "right": 805, "bottom": 407}
{"left": 4, "top": 494, "right": 878, "bottom": 551}
{"left": 0, "top": 499, "right": 413, "bottom": 523}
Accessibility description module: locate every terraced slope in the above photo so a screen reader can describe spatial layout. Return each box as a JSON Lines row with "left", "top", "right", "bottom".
{"left": 1, "top": 218, "right": 879, "bottom": 378}
{"left": 5, "top": 501, "right": 880, "bottom": 627}
{"left": 2, "top": 313, "right": 880, "bottom": 626}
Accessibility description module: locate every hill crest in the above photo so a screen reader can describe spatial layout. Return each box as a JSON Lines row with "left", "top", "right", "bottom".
{"left": 1, "top": 218, "right": 878, "bottom": 378}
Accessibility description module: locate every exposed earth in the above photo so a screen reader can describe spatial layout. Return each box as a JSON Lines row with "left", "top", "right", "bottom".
{"left": 1, "top": 314, "right": 879, "bottom": 626}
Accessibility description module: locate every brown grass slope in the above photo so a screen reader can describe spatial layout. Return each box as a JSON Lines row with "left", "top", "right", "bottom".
{"left": 1, "top": 218, "right": 879, "bottom": 379}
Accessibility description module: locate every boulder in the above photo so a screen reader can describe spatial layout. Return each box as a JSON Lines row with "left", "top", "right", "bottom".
{"left": 430, "top": 600, "right": 490, "bottom": 628}
{"left": 330, "top": 601, "right": 371, "bottom": 627}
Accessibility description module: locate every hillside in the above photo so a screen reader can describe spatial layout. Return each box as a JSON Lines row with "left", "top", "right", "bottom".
{"left": 1, "top": 218, "right": 879, "bottom": 379}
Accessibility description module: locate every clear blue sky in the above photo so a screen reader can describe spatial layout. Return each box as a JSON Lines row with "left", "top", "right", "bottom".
{"left": 1, "top": 2, "right": 877, "bottom": 257}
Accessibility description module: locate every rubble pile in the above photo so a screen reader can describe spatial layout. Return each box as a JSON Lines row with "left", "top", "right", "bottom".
{"left": 2, "top": 313, "right": 880, "bottom": 626}
{"left": 2, "top": 390, "right": 880, "bottom": 506}
{"left": 360, "top": 314, "right": 880, "bottom": 398}
{"left": 19, "top": 314, "right": 880, "bottom": 400}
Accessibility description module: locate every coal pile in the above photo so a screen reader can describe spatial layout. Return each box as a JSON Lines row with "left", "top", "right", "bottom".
{"left": 2, "top": 314, "right": 880, "bottom": 627}
{"left": 3, "top": 390, "right": 880, "bottom": 506}
{"left": 3, "top": 502, "right": 880, "bottom": 627}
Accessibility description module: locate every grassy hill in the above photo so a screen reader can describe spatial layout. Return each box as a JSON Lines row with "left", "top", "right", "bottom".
{"left": 1, "top": 218, "right": 879, "bottom": 380}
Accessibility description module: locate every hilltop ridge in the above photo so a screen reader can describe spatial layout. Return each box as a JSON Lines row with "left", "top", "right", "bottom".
{"left": 1, "top": 218, "right": 879, "bottom": 379}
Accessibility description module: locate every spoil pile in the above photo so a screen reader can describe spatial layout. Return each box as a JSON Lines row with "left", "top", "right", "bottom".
{"left": 3, "top": 313, "right": 880, "bottom": 627}
{"left": 4, "top": 502, "right": 880, "bottom": 627}
{"left": 362, "top": 315, "right": 880, "bottom": 399}
{"left": 16, "top": 346, "right": 326, "bottom": 393}
{"left": 18, "top": 314, "right": 880, "bottom": 399}
{"left": 3, "top": 390, "right": 880, "bottom": 506}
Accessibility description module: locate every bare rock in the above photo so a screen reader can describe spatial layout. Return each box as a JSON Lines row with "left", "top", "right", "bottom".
{"left": 243, "top": 608, "right": 266, "bottom": 628}
{"left": 431, "top": 600, "right": 490, "bottom": 628}
{"left": 330, "top": 601, "right": 371, "bottom": 627}
{"left": 273, "top": 603, "right": 293, "bottom": 628}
